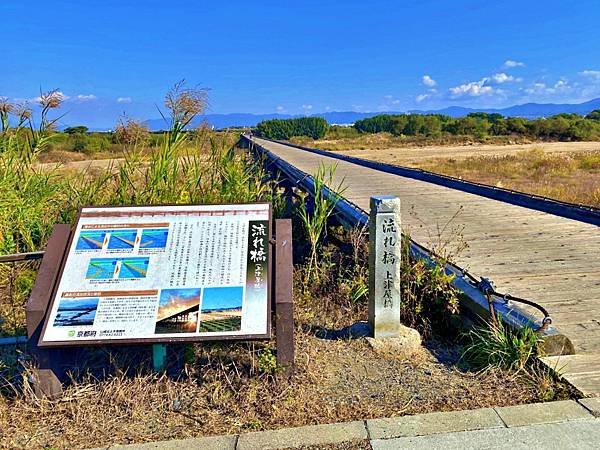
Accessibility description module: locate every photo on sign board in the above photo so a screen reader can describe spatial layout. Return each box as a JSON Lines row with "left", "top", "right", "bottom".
{"left": 53, "top": 297, "right": 99, "bottom": 327}
{"left": 86, "top": 258, "right": 117, "bottom": 279}
{"left": 198, "top": 286, "right": 243, "bottom": 333}
{"left": 140, "top": 228, "right": 169, "bottom": 249}
{"left": 117, "top": 257, "right": 149, "bottom": 279}
{"left": 155, "top": 288, "right": 201, "bottom": 334}
{"left": 76, "top": 230, "right": 107, "bottom": 250}
{"left": 107, "top": 230, "right": 138, "bottom": 250}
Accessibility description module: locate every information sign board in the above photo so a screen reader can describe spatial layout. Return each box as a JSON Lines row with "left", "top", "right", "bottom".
{"left": 39, "top": 203, "right": 271, "bottom": 346}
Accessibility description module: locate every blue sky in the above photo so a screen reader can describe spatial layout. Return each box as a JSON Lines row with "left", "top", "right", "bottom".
{"left": 202, "top": 287, "right": 243, "bottom": 311}
{"left": 3, "top": 1, "right": 600, "bottom": 127}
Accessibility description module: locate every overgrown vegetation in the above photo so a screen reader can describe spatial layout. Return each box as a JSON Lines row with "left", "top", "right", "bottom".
{"left": 0, "top": 87, "right": 575, "bottom": 449}
{"left": 0, "top": 83, "right": 271, "bottom": 343}
{"left": 0, "top": 85, "right": 269, "bottom": 255}
{"left": 256, "top": 117, "right": 329, "bottom": 140}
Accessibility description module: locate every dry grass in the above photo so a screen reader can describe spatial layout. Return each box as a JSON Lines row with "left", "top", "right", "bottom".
{"left": 0, "top": 331, "right": 555, "bottom": 449}
{"left": 415, "top": 148, "right": 600, "bottom": 207}
{"left": 291, "top": 132, "right": 534, "bottom": 152}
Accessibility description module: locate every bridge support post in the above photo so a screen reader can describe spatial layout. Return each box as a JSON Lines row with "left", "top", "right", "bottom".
{"left": 368, "top": 196, "right": 402, "bottom": 338}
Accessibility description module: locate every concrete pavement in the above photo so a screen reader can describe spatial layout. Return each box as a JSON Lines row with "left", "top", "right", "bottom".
{"left": 94, "top": 399, "right": 600, "bottom": 449}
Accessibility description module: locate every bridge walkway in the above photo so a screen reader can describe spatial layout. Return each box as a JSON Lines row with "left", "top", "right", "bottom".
{"left": 252, "top": 137, "right": 600, "bottom": 396}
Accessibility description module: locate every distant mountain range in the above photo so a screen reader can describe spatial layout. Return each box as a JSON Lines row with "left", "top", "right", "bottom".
{"left": 142, "top": 98, "right": 600, "bottom": 131}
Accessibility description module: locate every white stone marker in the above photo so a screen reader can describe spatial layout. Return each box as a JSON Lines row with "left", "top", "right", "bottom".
{"left": 368, "top": 195, "right": 402, "bottom": 338}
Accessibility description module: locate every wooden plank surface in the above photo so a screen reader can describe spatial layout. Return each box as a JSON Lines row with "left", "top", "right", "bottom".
{"left": 253, "top": 137, "right": 600, "bottom": 396}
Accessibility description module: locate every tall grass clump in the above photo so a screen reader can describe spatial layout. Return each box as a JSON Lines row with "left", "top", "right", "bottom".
{"left": 297, "top": 163, "right": 345, "bottom": 283}
{"left": 461, "top": 317, "right": 543, "bottom": 373}
{"left": 0, "top": 82, "right": 272, "bottom": 257}
{"left": 0, "top": 92, "right": 69, "bottom": 254}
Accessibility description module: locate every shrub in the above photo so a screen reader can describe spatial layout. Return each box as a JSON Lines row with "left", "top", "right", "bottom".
{"left": 461, "top": 319, "right": 542, "bottom": 372}
{"left": 64, "top": 126, "right": 89, "bottom": 135}
{"left": 256, "top": 117, "right": 329, "bottom": 140}
{"left": 355, "top": 114, "right": 452, "bottom": 137}
{"left": 72, "top": 135, "right": 88, "bottom": 152}
{"left": 586, "top": 109, "right": 600, "bottom": 121}
{"left": 325, "top": 125, "right": 359, "bottom": 139}
{"left": 400, "top": 236, "right": 460, "bottom": 334}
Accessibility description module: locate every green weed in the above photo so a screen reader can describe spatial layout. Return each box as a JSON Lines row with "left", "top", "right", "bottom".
{"left": 257, "top": 346, "right": 278, "bottom": 375}
{"left": 461, "top": 318, "right": 543, "bottom": 373}
{"left": 296, "top": 163, "right": 346, "bottom": 284}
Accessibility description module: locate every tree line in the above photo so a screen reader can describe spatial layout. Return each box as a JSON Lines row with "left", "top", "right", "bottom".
{"left": 354, "top": 111, "right": 600, "bottom": 141}
{"left": 256, "top": 110, "right": 600, "bottom": 141}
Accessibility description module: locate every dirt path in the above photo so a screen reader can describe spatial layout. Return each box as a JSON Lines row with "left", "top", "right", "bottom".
{"left": 332, "top": 141, "right": 600, "bottom": 167}
{"left": 36, "top": 157, "right": 124, "bottom": 172}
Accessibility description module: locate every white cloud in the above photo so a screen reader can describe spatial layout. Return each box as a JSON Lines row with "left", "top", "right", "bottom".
{"left": 449, "top": 79, "right": 493, "bottom": 97}
{"left": 301, "top": 104, "right": 313, "bottom": 111}
{"left": 448, "top": 71, "right": 519, "bottom": 98}
{"left": 415, "top": 93, "right": 430, "bottom": 102}
{"left": 503, "top": 60, "right": 525, "bottom": 68}
{"left": 76, "top": 94, "right": 97, "bottom": 101}
{"left": 524, "top": 79, "right": 572, "bottom": 95}
{"left": 580, "top": 70, "right": 600, "bottom": 79}
{"left": 524, "top": 82, "right": 547, "bottom": 94}
{"left": 276, "top": 105, "right": 285, "bottom": 112}
{"left": 325, "top": 106, "right": 331, "bottom": 111}
{"left": 381, "top": 94, "right": 402, "bottom": 107}
{"left": 491, "top": 73, "right": 515, "bottom": 84}
{"left": 117, "top": 97, "right": 132, "bottom": 103}
{"left": 545, "top": 79, "right": 573, "bottom": 95}
{"left": 422, "top": 75, "right": 437, "bottom": 87}
{"left": 554, "top": 80, "right": 568, "bottom": 89}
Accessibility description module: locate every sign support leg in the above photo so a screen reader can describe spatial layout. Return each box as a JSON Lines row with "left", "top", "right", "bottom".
{"left": 26, "top": 224, "right": 72, "bottom": 399}
{"left": 274, "top": 219, "right": 294, "bottom": 371}
{"left": 152, "top": 344, "right": 167, "bottom": 373}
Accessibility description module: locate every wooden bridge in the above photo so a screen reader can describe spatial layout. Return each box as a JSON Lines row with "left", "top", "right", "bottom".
{"left": 249, "top": 136, "right": 600, "bottom": 397}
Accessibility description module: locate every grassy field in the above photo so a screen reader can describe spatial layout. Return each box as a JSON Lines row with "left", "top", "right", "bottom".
{"left": 290, "top": 130, "right": 538, "bottom": 151}
{"left": 414, "top": 148, "right": 600, "bottom": 207}
{"left": 292, "top": 133, "right": 600, "bottom": 207}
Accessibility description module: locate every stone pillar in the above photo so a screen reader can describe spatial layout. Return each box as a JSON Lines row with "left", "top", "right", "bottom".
{"left": 368, "top": 196, "right": 402, "bottom": 338}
